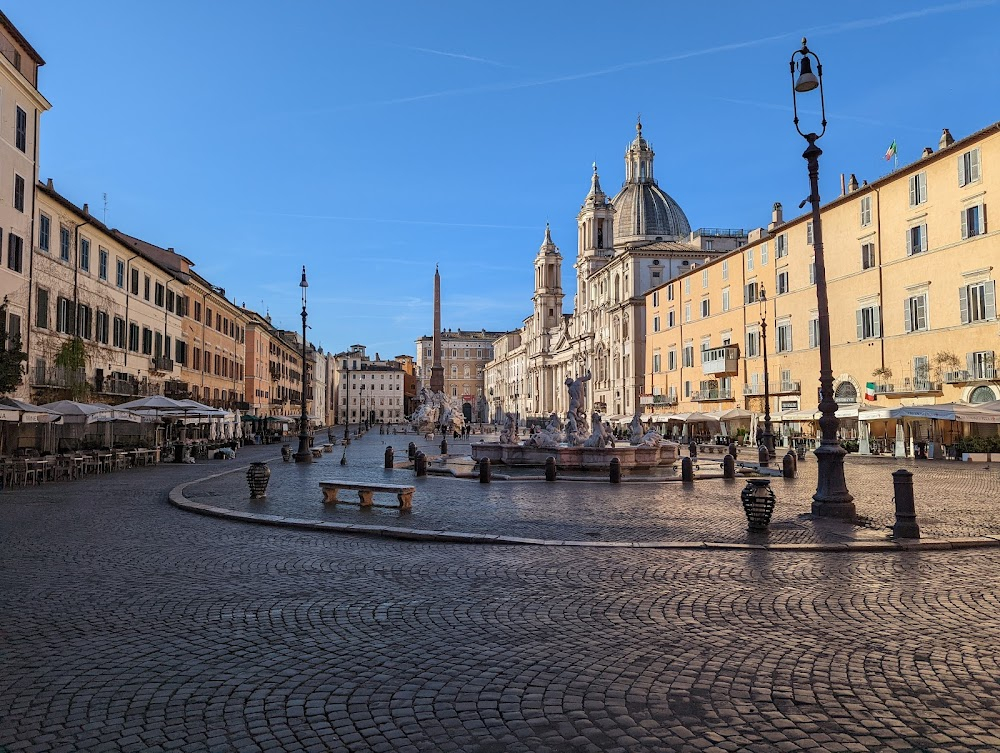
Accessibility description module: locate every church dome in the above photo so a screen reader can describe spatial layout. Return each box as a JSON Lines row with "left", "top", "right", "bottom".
{"left": 610, "top": 120, "right": 691, "bottom": 242}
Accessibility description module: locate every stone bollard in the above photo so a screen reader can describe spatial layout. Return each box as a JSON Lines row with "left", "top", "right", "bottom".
{"left": 610, "top": 457, "right": 622, "bottom": 484}
{"left": 891, "top": 469, "right": 920, "bottom": 539}
{"left": 408, "top": 442, "right": 416, "bottom": 460}
{"left": 440, "top": 438, "right": 448, "bottom": 455}
{"left": 545, "top": 456, "right": 557, "bottom": 482}
{"left": 384, "top": 446, "right": 394, "bottom": 469}
{"left": 688, "top": 441, "right": 698, "bottom": 459}
{"left": 728, "top": 442, "right": 737, "bottom": 459}
{"left": 758, "top": 444, "right": 770, "bottom": 468}
{"left": 479, "top": 457, "right": 491, "bottom": 484}
{"left": 782, "top": 452, "right": 796, "bottom": 478}
{"left": 415, "top": 452, "right": 427, "bottom": 477}
{"left": 681, "top": 456, "right": 694, "bottom": 482}
{"left": 787, "top": 449, "right": 798, "bottom": 473}
{"left": 796, "top": 445, "right": 805, "bottom": 461}
{"left": 723, "top": 454, "right": 736, "bottom": 479}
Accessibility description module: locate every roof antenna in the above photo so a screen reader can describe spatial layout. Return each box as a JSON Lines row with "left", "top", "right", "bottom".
{"left": 103, "top": 192, "right": 108, "bottom": 225}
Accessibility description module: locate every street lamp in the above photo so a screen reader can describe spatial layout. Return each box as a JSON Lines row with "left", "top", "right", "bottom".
{"left": 293, "top": 266, "right": 312, "bottom": 463}
{"left": 790, "top": 38, "right": 854, "bottom": 518}
{"left": 341, "top": 361, "right": 350, "bottom": 464}
{"left": 759, "top": 284, "right": 775, "bottom": 458}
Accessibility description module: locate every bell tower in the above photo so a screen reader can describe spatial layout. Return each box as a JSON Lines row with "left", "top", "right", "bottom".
{"left": 575, "top": 163, "right": 615, "bottom": 311}
{"left": 533, "top": 224, "right": 563, "bottom": 331}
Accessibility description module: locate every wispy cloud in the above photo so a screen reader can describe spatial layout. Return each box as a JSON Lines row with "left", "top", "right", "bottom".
{"left": 704, "top": 97, "right": 931, "bottom": 133}
{"left": 388, "top": 43, "right": 516, "bottom": 69}
{"left": 315, "top": 0, "right": 995, "bottom": 113}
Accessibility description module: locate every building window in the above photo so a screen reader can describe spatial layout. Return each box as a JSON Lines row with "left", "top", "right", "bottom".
{"left": 155, "top": 283, "right": 165, "bottom": 307}
{"left": 722, "top": 287, "right": 730, "bottom": 312}
{"left": 906, "top": 224, "right": 928, "bottom": 255}
{"left": 960, "top": 281, "right": 996, "bottom": 324}
{"left": 96, "top": 310, "right": 109, "bottom": 344}
{"left": 959, "top": 148, "right": 981, "bottom": 187}
{"left": 35, "top": 287, "right": 49, "bottom": 329}
{"left": 861, "top": 242, "right": 876, "bottom": 270}
{"left": 98, "top": 248, "right": 108, "bottom": 280}
{"left": 60, "top": 227, "right": 71, "bottom": 261}
{"left": 113, "top": 317, "right": 126, "bottom": 348}
{"left": 702, "top": 270, "right": 709, "bottom": 288}
{"left": 856, "top": 305, "right": 882, "bottom": 340}
{"left": 776, "top": 322, "right": 792, "bottom": 353}
{"left": 809, "top": 259, "right": 816, "bottom": 285}
{"left": 56, "top": 297, "right": 73, "bottom": 334}
{"left": 808, "top": 318, "right": 819, "bottom": 348}
{"left": 667, "top": 310, "right": 675, "bottom": 327}
{"left": 653, "top": 316, "right": 660, "bottom": 333}
{"left": 745, "top": 329, "right": 760, "bottom": 358}
{"left": 13, "top": 175, "right": 25, "bottom": 212}
{"left": 684, "top": 303, "right": 691, "bottom": 323}
{"left": 141, "top": 327, "right": 153, "bottom": 355}
{"left": 860, "top": 195, "right": 872, "bottom": 227}
{"left": 684, "top": 278, "right": 691, "bottom": 295}
{"left": 744, "top": 281, "right": 759, "bottom": 304}
{"left": 909, "top": 172, "right": 927, "bottom": 206}
{"left": 747, "top": 247, "right": 754, "bottom": 270}
{"left": 652, "top": 353, "right": 661, "bottom": 373}
{"left": 760, "top": 241, "right": 769, "bottom": 266}
{"left": 682, "top": 344, "right": 694, "bottom": 368}
{"left": 6, "top": 234, "right": 23, "bottom": 272}
{"left": 15, "top": 107, "right": 27, "bottom": 152}
{"left": 128, "top": 322, "right": 140, "bottom": 352}
{"left": 143, "top": 275, "right": 151, "bottom": 300}
{"left": 131, "top": 268, "right": 139, "bottom": 295}
{"left": 115, "top": 259, "right": 125, "bottom": 288}
{"left": 194, "top": 301, "right": 202, "bottom": 322}
{"left": 905, "top": 293, "right": 928, "bottom": 332}
{"left": 80, "top": 238, "right": 90, "bottom": 271}
{"left": 652, "top": 291, "right": 659, "bottom": 306}
{"left": 776, "top": 234, "right": 787, "bottom": 258}
{"left": 700, "top": 298, "right": 710, "bottom": 318}
{"left": 722, "top": 260, "right": 729, "bottom": 281}
{"left": 806, "top": 221, "right": 813, "bottom": 245}
{"left": 961, "top": 204, "right": 986, "bottom": 239}
{"left": 776, "top": 270, "right": 789, "bottom": 295}
{"left": 668, "top": 349, "right": 677, "bottom": 371}
{"left": 37, "top": 214, "right": 51, "bottom": 252}
{"left": 666, "top": 284, "right": 674, "bottom": 301}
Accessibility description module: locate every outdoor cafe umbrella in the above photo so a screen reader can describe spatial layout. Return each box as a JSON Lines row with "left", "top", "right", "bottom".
{"left": 0, "top": 397, "right": 62, "bottom": 454}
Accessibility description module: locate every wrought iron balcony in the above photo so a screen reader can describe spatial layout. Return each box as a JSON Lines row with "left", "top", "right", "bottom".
{"left": 31, "top": 366, "right": 87, "bottom": 388}
{"left": 944, "top": 367, "right": 995, "bottom": 383}
{"left": 701, "top": 346, "right": 740, "bottom": 377}
{"left": 743, "top": 380, "right": 802, "bottom": 396}
{"left": 692, "top": 387, "right": 734, "bottom": 402}
{"left": 878, "top": 379, "right": 944, "bottom": 396}
{"left": 151, "top": 356, "right": 175, "bottom": 373}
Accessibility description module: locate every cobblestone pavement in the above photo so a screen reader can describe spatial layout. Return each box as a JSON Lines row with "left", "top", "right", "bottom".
{"left": 184, "top": 432, "right": 1000, "bottom": 544}
{"left": 3, "top": 442, "right": 1000, "bottom": 752}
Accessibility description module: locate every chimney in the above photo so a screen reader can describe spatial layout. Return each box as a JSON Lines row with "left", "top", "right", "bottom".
{"left": 848, "top": 174, "right": 859, "bottom": 193}
{"left": 767, "top": 202, "right": 783, "bottom": 232}
{"left": 840, "top": 173, "right": 846, "bottom": 196}
{"left": 922, "top": 147, "right": 934, "bottom": 158}
{"left": 46, "top": 178, "right": 54, "bottom": 189}
{"left": 82, "top": 203, "right": 89, "bottom": 215}
{"left": 939, "top": 128, "right": 954, "bottom": 149}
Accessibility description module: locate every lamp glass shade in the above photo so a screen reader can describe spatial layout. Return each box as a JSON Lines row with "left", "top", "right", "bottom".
{"left": 794, "top": 57, "right": 819, "bottom": 92}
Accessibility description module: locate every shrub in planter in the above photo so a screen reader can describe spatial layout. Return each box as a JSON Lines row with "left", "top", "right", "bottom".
{"left": 840, "top": 440, "right": 859, "bottom": 454}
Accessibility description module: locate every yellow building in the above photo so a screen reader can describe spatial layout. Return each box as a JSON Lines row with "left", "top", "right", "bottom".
{"left": 645, "top": 122, "right": 1000, "bottom": 449}
{"left": 181, "top": 274, "right": 248, "bottom": 408}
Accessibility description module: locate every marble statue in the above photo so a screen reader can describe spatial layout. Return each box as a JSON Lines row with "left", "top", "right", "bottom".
{"left": 411, "top": 389, "right": 466, "bottom": 435}
{"left": 583, "top": 411, "right": 611, "bottom": 448}
{"left": 499, "top": 412, "right": 516, "bottom": 444}
{"left": 639, "top": 429, "right": 666, "bottom": 447}
{"left": 525, "top": 414, "right": 563, "bottom": 448}
{"left": 629, "top": 413, "right": 644, "bottom": 445}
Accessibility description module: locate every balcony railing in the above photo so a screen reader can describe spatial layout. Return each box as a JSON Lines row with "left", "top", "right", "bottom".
{"left": 151, "top": 356, "right": 175, "bottom": 373}
{"left": 743, "top": 381, "right": 801, "bottom": 396}
{"left": 944, "top": 367, "right": 996, "bottom": 383}
{"left": 31, "top": 366, "right": 87, "bottom": 388}
{"left": 692, "top": 388, "right": 734, "bottom": 402}
{"left": 701, "top": 346, "right": 740, "bottom": 377}
{"left": 878, "top": 379, "right": 944, "bottom": 396}
{"left": 641, "top": 394, "right": 678, "bottom": 406}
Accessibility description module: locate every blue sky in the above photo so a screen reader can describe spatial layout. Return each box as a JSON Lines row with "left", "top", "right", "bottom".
{"left": 13, "top": 0, "right": 1000, "bottom": 359}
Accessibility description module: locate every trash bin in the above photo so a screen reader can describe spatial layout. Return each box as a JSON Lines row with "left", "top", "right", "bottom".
{"left": 173, "top": 443, "right": 184, "bottom": 463}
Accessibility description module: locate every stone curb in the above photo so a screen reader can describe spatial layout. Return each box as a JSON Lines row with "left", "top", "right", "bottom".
{"left": 169, "top": 463, "right": 1000, "bottom": 553}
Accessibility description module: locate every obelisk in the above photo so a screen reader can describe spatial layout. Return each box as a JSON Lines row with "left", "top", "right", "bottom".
{"left": 429, "top": 265, "right": 445, "bottom": 393}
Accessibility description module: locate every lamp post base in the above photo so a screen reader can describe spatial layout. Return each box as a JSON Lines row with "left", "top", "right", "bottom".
{"left": 811, "top": 441, "right": 855, "bottom": 519}
{"left": 293, "top": 434, "right": 313, "bottom": 463}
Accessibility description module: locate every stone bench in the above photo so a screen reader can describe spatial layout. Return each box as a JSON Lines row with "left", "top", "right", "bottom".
{"left": 697, "top": 444, "right": 728, "bottom": 455}
{"left": 319, "top": 480, "right": 415, "bottom": 511}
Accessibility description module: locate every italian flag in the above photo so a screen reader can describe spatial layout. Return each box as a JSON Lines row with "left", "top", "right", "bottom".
{"left": 884, "top": 140, "right": 897, "bottom": 161}
{"left": 864, "top": 382, "right": 877, "bottom": 401}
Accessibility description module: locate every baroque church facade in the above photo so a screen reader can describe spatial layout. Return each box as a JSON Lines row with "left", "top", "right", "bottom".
{"left": 484, "top": 121, "right": 747, "bottom": 424}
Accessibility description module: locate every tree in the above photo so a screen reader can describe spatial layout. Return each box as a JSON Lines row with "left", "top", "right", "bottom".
{"left": 54, "top": 337, "right": 90, "bottom": 401}
{"left": 0, "top": 304, "right": 27, "bottom": 395}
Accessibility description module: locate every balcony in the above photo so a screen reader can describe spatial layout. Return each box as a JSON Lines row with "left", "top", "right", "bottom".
{"left": 31, "top": 366, "right": 87, "bottom": 389}
{"left": 743, "top": 380, "right": 802, "bottom": 396}
{"left": 692, "top": 387, "right": 734, "bottom": 402}
{"left": 701, "top": 346, "right": 740, "bottom": 377}
{"left": 163, "top": 380, "right": 190, "bottom": 400}
{"left": 945, "top": 367, "right": 995, "bottom": 384}
{"left": 151, "top": 356, "right": 175, "bottom": 373}
{"left": 640, "top": 394, "right": 678, "bottom": 406}
{"left": 874, "top": 379, "right": 944, "bottom": 397}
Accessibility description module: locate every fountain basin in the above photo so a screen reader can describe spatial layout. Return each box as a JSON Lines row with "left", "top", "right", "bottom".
{"left": 472, "top": 442, "right": 678, "bottom": 470}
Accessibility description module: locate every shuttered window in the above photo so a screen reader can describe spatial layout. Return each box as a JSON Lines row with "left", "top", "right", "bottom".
{"left": 904, "top": 294, "right": 928, "bottom": 333}
{"left": 906, "top": 224, "right": 928, "bottom": 255}
{"left": 856, "top": 306, "right": 881, "bottom": 340}
{"left": 959, "top": 148, "right": 981, "bottom": 187}
{"left": 908, "top": 172, "right": 927, "bottom": 206}
{"left": 961, "top": 204, "right": 986, "bottom": 239}
{"left": 960, "top": 281, "right": 996, "bottom": 324}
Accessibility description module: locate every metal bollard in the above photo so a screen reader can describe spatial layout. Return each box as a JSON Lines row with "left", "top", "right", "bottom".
{"left": 782, "top": 452, "right": 796, "bottom": 478}
{"left": 758, "top": 444, "right": 770, "bottom": 468}
{"left": 891, "top": 469, "right": 920, "bottom": 539}
{"left": 440, "top": 438, "right": 448, "bottom": 455}
{"left": 610, "top": 457, "right": 621, "bottom": 484}
{"left": 681, "top": 456, "right": 694, "bottom": 482}
{"left": 384, "top": 446, "right": 394, "bottom": 469}
{"left": 479, "top": 457, "right": 491, "bottom": 484}
{"left": 545, "top": 456, "right": 557, "bottom": 482}
{"left": 728, "top": 442, "right": 737, "bottom": 459}
{"left": 408, "top": 442, "right": 416, "bottom": 460}
{"left": 723, "top": 454, "right": 736, "bottom": 479}
{"left": 688, "top": 441, "right": 698, "bottom": 459}
{"left": 415, "top": 452, "right": 426, "bottom": 477}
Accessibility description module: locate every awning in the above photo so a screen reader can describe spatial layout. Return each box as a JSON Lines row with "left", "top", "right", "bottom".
{"left": 0, "top": 397, "right": 62, "bottom": 424}
{"left": 858, "top": 402, "right": 1000, "bottom": 424}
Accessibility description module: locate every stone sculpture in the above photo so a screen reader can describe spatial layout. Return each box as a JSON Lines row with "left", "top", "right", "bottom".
{"left": 629, "top": 413, "right": 644, "bottom": 445}
{"left": 411, "top": 388, "right": 466, "bottom": 435}
{"left": 583, "top": 411, "right": 611, "bottom": 448}
{"left": 499, "top": 412, "right": 516, "bottom": 444}
{"left": 639, "top": 429, "right": 666, "bottom": 447}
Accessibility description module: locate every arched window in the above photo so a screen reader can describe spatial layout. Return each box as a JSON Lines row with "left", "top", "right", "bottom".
{"left": 834, "top": 381, "right": 858, "bottom": 404}
{"left": 970, "top": 385, "right": 996, "bottom": 404}
{"left": 614, "top": 275, "right": 620, "bottom": 302}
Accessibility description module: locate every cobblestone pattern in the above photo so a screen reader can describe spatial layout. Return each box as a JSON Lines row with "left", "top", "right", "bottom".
{"left": 186, "top": 434, "right": 1000, "bottom": 544}
{"left": 2, "top": 445, "right": 1000, "bottom": 752}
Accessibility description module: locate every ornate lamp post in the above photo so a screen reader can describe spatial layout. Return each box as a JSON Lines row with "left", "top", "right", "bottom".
{"left": 759, "top": 284, "right": 775, "bottom": 458}
{"left": 790, "top": 38, "right": 854, "bottom": 518}
{"left": 293, "top": 266, "right": 313, "bottom": 463}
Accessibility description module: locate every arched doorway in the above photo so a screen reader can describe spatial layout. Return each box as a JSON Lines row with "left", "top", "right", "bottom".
{"left": 969, "top": 385, "right": 997, "bottom": 404}
{"left": 834, "top": 381, "right": 858, "bottom": 404}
